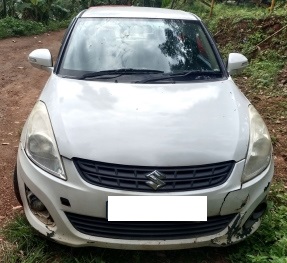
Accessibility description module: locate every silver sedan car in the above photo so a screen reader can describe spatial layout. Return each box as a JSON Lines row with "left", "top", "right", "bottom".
{"left": 14, "top": 6, "right": 273, "bottom": 249}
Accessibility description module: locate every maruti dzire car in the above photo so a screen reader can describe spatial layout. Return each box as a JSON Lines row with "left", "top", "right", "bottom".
{"left": 14, "top": 6, "right": 274, "bottom": 249}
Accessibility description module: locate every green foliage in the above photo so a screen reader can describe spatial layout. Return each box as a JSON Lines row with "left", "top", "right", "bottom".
{"left": 246, "top": 51, "right": 285, "bottom": 92}
{"left": 0, "top": 0, "right": 164, "bottom": 22}
{"left": 0, "top": 215, "right": 228, "bottom": 263}
{"left": 15, "top": 0, "right": 61, "bottom": 23}
{"left": 198, "top": 3, "right": 287, "bottom": 34}
{"left": 0, "top": 216, "right": 104, "bottom": 263}
{"left": 0, "top": 216, "right": 53, "bottom": 262}
{"left": 161, "top": 0, "right": 171, "bottom": 8}
{"left": 181, "top": 0, "right": 210, "bottom": 19}
{"left": 1, "top": 0, "right": 73, "bottom": 22}
{"left": 45, "top": 18, "right": 70, "bottom": 30}
{"left": 0, "top": 16, "right": 70, "bottom": 38}
{"left": 0, "top": 17, "right": 45, "bottom": 38}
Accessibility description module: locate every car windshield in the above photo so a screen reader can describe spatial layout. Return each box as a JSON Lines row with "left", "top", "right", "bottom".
{"left": 59, "top": 18, "right": 223, "bottom": 82}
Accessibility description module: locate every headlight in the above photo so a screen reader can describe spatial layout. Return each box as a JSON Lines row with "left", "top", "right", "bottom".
{"left": 25, "top": 101, "right": 66, "bottom": 180}
{"left": 242, "top": 105, "right": 272, "bottom": 183}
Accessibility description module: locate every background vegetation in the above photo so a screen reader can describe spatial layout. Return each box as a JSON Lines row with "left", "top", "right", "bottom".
{"left": 0, "top": 0, "right": 286, "bottom": 38}
{"left": 0, "top": 0, "right": 287, "bottom": 262}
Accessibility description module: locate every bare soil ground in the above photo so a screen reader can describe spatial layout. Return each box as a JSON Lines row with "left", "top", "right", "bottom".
{"left": 0, "top": 27, "right": 286, "bottom": 237}
{"left": 0, "top": 30, "right": 65, "bottom": 225}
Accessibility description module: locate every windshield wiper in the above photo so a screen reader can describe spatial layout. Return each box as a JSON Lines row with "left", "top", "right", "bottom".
{"left": 79, "top": 69, "right": 164, "bottom": 80}
{"left": 135, "top": 70, "right": 223, "bottom": 83}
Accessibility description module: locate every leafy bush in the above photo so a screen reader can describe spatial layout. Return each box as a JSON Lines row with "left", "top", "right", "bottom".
{"left": 0, "top": 17, "right": 45, "bottom": 38}
{"left": 0, "top": 16, "right": 70, "bottom": 38}
{"left": 161, "top": 0, "right": 171, "bottom": 7}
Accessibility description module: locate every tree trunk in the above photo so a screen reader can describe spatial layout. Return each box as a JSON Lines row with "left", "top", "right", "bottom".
{"left": 170, "top": 0, "right": 176, "bottom": 8}
{"left": 270, "top": 0, "right": 276, "bottom": 12}
{"left": 3, "top": 0, "right": 7, "bottom": 17}
{"left": 209, "top": 0, "right": 215, "bottom": 17}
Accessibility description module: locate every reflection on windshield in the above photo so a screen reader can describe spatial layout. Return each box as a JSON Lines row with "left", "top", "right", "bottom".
{"left": 60, "top": 18, "right": 221, "bottom": 78}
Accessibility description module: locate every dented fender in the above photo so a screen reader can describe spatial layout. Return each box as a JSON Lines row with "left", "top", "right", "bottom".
{"left": 220, "top": 188, "right": 250, "bottom": 215}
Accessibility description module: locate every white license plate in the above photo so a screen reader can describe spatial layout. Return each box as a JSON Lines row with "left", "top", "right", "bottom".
{"left": 108, "top": 196, "right": 207, "bottom": 221}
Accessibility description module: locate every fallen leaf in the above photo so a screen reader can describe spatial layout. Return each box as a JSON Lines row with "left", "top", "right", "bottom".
{"left": 12, "top": 205, "right": 22, "bottom": 210}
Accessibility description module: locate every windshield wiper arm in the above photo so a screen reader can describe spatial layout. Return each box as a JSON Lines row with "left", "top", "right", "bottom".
{"left": 79, "top": 69, "right": 164, "bottom": 80}
{"left": 135, "top": 70, "right": 223, "bottom": 83}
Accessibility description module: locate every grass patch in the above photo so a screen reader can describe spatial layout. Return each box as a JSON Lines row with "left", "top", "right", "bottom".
{"left": 244, "top": 50, "right": 286, "bottom": 94}
{"left": 0, "top": 215, "right": 229, "bottom": 263}
{"left": 0, "top": 216, "right": 54, "bottom": 262}
{"left": 199, "top": 3, "right": 287, "bottom": 31}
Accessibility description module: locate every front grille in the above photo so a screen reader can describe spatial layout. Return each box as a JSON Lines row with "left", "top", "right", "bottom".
{"left": 65, "top": 212, "right": 236, "bottom": 240}
{"left": 73, "top": 158, "right": 234, "bottom": 192}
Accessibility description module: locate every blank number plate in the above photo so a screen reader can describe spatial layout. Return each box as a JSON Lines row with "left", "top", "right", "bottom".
{"left": 108, "top": 196, "right": 207, "bottom": 221}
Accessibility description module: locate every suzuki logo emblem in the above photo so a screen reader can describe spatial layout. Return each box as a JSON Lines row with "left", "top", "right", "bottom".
{"left": 145, "top": 170, "right": 166, "bottom": 190}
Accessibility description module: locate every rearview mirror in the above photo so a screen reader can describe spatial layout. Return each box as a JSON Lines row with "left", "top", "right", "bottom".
{"left": 28, "top": 49, "right": 53, "bottom": 73}
{"left": 227, "top": 53, "right": 248, "bottom": 75}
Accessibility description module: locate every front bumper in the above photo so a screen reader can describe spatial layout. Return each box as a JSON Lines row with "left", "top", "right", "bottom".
{"left": 17, "top": 146, "right": 274, "bottom": 250}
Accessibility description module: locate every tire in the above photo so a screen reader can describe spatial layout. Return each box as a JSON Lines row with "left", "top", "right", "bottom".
{"left": 13, "top": 165, "right": 23, "bottom": 205}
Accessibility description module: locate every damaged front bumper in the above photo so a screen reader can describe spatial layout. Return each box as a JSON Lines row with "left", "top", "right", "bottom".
{"left": 17, "top": 145, "right": 274, "bottom": 249}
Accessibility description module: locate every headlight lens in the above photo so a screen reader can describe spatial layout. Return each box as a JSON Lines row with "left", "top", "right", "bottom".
{"left": 25, "top": 101, "right": 66, "bottom": 180}
{"left": 242, "top": 105, "right": 272, "bottom": 183}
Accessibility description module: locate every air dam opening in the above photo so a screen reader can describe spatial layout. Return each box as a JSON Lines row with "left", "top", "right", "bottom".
{"left": 25, "top": 185, "right": 55, "bottom": 226}
{"left": 243, "top": 202, "right": 267, "bottom": 230}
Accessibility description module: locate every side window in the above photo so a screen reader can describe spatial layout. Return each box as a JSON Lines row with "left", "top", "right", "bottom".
{"left": 196, "top": 33, "right": 208, "bottom": 59}
{"left": 196, "top": 28, "right": 220, "bottom": 71}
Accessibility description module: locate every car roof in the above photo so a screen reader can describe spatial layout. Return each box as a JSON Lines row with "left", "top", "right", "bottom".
{"left": 81, "top": 6, "right": 200, "bottom": 20}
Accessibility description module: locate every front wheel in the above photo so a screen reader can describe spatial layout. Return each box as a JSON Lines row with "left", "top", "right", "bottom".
{"left": 13, "top": 165, "right": 23, "bottom": 205}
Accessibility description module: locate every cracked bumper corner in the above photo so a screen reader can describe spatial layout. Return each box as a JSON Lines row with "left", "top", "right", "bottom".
{"left": 211, "top": 215, "right": 261, "bottom": 246}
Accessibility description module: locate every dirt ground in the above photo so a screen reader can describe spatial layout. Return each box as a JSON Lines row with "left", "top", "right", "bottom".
{"left": 0, "top": 30, "right": 65, "bottom": 225}
{"left": 0, "top": 29, "right": 286, "bottom": 228}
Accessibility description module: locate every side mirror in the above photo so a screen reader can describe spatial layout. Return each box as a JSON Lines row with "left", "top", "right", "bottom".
{"left": 227, "top": 53, "right": 248, "bottom": 75}
{"left": 28, "top": 49, "right": 53, "bottom": 73}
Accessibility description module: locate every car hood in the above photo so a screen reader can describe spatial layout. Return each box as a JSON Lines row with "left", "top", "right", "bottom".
{"left": 40, "top": 75, "right": 250, "bottom": 166}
